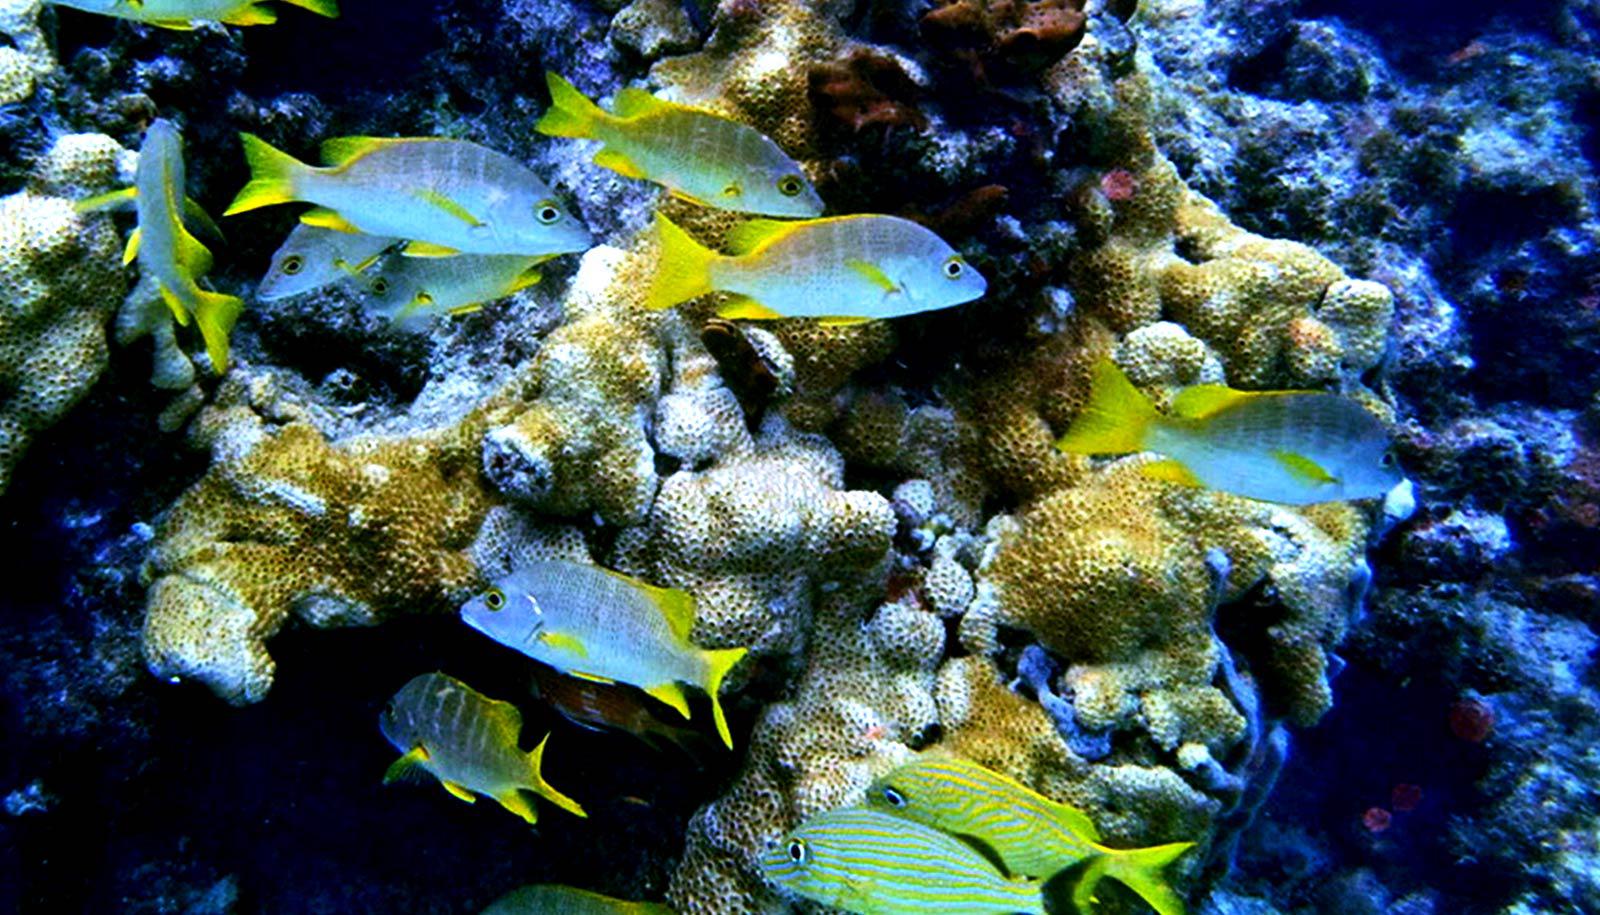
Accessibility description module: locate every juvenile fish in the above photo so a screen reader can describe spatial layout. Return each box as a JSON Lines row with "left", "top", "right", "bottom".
{"left": 358, "top": 249, "right": 547, "bottom": 324}
{"left": 48, "top": 0, "right": 334, "bottom": 29}
{"left": 537, "top": 72, "right": 824, "bottom": 218}
{"left": 81, "top": 119, "right": 243, "bottom": 373}
{"left": 480, "top": 884, "right": 673, "bottom": 915}
{"left": 648, "top": 213, "right": 986, "bottom": 323}
{"left": 257, "top": 223, "right": 396, "bottom": 301}
{"left": 868, "top": 755, "right": 1193, "bottom": 915}
{"left": 762, "top": 807, "right": 1045, "bottom": 915}
{"left": 225, "top": 134, "right": 592, "bottom": 257}
{"left": 460, "top": 560, "right": 748, "bottom": 749}
{"left": 379, "top": 672, "right": 586, "bottom": 825}
{"left": 1056, "top": 358, "right": 1406, "bottom": 505}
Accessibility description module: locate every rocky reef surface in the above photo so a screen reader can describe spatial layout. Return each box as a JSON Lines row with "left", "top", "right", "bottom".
{"left": 1, "top": 0, "right": 1596, "bottom": 913}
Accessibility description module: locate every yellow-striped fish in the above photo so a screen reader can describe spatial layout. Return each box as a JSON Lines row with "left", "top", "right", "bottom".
{"left": 459, "top": 560, "right": 748, "bottom": 750}
{"left": 480, "top": 885, "right": 674, "bottom": 914}
{"left": 1056, "top": 358, "right": 1406, "bottom": 505}
{"left": 47, "top": 0, "right": 334, "bottom": 29}
{"left": 379, "top": 672, "right": 586, "bottom": 825}
{"left": 225, "top": 135, "right": 592, "bottom": 258}
{"left": 359, "top": 250, "right": 547, "bottom": 324}
{"left": 762, "top": 807, "right": 1045, "bottom": 915}
{"left": 648, "top": 213, "right": 986, "bottom": 323}
{"left": 80, "top": 119, "right": 243, "bottom": 373}
{"left": 257, "top": 223, "right": 396, "bottom": 301}
{"left": 868, "top": 755, "right": 1193, "bottom": 915}
{"left": 536, "top": 72, "right": 823, "bottom": 218}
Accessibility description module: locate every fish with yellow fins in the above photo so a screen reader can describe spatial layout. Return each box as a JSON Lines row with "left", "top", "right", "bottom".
{"left": 480, "top": 884, "right": 674, "bottom": 914}
{"left": 763, "top": 807, "right": 1047, "bottom": 915}
{"left": 47, "top": 0, "right": 334, "bottom": 29}
{"left": 379, "top": 672, "right": 586, "bottom": 825}
{"left": 1056, "top": 358, "right": 1407, "bottom": 505}
{"left": 537, "top": 72, "right": 824, "bottom": 218}
{"left": 867, "top": 755, "right": 1194, "bottom": 915}
{"left": 358, "top": 249, "right": 549, "bottom": 324}
{"left": 80, "top": 119, "right": 243, "bottom": 374}
{"left": 225, "top": 134, "right": 592, "bottom": 258}
{"left": 256, "top": 223, "right": 395, "bottom": 301}
{"left": 648, "top": 213, "right": 987, "bottom": 324}
{"left": 459, "top": 560, "right": 748, "bottom": 749}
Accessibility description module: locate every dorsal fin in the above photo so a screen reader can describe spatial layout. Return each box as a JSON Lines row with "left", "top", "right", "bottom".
{"left": 1043, "top": 797, "right": 1102, "bottom": 842}
{"left": 612, "top": 87, "right": 668, "bottom": 118}
{"left": 600, "top": 566, "right": 697, "bottom": 642}
{"left": 1170, "top": 384, "right": 1253, "bottom": 419}
{"left": 725, "top": 219, "right": 794, "bottom": 255}
{"left": 320, "top": 136, "right": 435, "bottom": 167}
{"left": 480, "top": 692, "right": 525, "bottom": 734}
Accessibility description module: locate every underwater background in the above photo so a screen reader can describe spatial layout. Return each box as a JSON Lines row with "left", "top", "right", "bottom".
{"left": 1, "top": 0, "right": 1598, "bottom": 912}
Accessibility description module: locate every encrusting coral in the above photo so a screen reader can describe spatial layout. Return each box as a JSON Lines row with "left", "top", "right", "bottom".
{"left": 0, "top": 0, "right": 52, "bottom": 106}
{"left": 0, "top": 134, "right": 129, "bottom": 496}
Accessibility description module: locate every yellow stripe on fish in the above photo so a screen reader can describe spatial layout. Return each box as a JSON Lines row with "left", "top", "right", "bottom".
{"left": 1055, "top": 357, "right": 1407, "bottom": 505}
{"left": 379, "top": 672, "right": 586, "bottom": 825}
{"left": 536, "top": 72, "right": 824, "bottom": 218}
{"left": 868, "top": 754, "right": 1194, "bottom": 915}
{"left": 479, "top": 884, "right": 674, "bottom": 914}
{"left": 47, "top": 0, "right": 334, "bottom": 29}
{"left": 647, "top": 213, "right": 987, "bottom": 322}
{"left": 761, "top": 807, "right": 1045, "bottom": 915}
{"left": 460, "top": 560, "right": 748, "bottom": 749}
{"left": 224, "top": 134, "right": 593, "bottom": 258}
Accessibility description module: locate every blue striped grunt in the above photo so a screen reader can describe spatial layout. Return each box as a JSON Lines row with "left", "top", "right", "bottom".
{"left": 460, "top": 560, "right": 748, "bottom": 749}
{"left": 225, "top": 134, "right": 592, "bottom": 258}
{"left": 480, "top": 884, "right": 674, "bottom": 914}
{"left": 1056, "top": 358, "right": 1406, "bottom": 505}
{"left": 867, "top": 755, "right": 1193, "bottom": 915}
{"left": 536, "top": 72, "right": 823, "bottom": 217}
{"left": 48, "top": 0, "right": 334, "bottom": 30}
{"left": 379, "top": 672, "right": 586, "bottom": 825}
{"left": 761, "top": 807, "right": 1046, "bottom": 915}
{"left": 648, "top": 213, "right": 987, "bottom": 323}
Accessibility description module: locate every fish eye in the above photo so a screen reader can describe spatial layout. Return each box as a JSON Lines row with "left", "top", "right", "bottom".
{"left": 484, "top": 588, "right": 506, "bottom": 611}
{"left": 371, "top": 277, "right": 391, "bottom": 295}
{"left": 943, "top": 257, "right": 964, "bottom": 279}
{"left": 786, "top": 838, "right": 809, "bottom": 864}
{"left": 881, "top": 786, "right": 907, "bottom": 808}
{"left": 777, "top": 175, "right": 804, "bottom": 197}
{"left": 1380, "top": 451, "right": 1397, "bottom": 468}
{"left": 535, "top": 201, "right": 563, "bottom": 225}
{"left": 281, "top": 254, "right": 304, "bottom": 276}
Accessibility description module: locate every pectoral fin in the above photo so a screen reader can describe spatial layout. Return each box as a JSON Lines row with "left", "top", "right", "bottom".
{"left": 77, "top": 187, "right": 137, "bottom": 213}
{"left": 402, "top": 241, "right": 462, "bottom": 258}
{"left": 415, "top": 189, "right": 484, "bottom": 227}
{"left": 1141, "top": 458, "right": 1201, "bottom": 487}
{"left": 846, "top": 258, "right": 898, "bottom": 294}
{"left": 644, "top": 682, "right": 691, "bottom": 721}
{"left": 538, "top": 630, "right": 590, "bottom": 658}
{"left": 1273, "top": 450, "right": 1339, "bottom": 485}
{"left": 716, "top": 296, "right": 783, "bottom": 321}
{"left": 496, "top": 790, "right": 540, "bottom": 825}
{"left": 122, "top": 228, "right": 142, "bottom": 266}
{"left": 440, "top": 781, "right": 477, "bottom": 804}
{"left": 382, "top": 745, "right": 430, "bottom": 784}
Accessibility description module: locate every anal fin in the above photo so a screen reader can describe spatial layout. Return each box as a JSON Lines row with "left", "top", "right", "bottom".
{"left": 300, "top": 207, "right": 362, "bottom": 233}
{"left": 1141, "top": 458, "right": 1201, "bottom": 487}
{"left": 716, "top": 296, "right": 783, "bottom": 321}
{"left": 643, "top": 681, "right": 691, "bottom": 721}
{"left": 496, "top": 790, "right": 540, "bottom": 826}
{"left": 593, "top": 147, "right": 646, "bottom": 180}
{"left": 383, "top": 745, "right": 430, "bottom": 784}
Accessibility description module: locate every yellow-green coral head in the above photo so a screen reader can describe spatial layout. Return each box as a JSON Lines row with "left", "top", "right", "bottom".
{"left": 761, "top": 807, "right": 1046, "bottom": 915}
{"left": 537, "top": 71, "right": 824, "bottom": 218}
{"left": 1056, "top": 358, "right": 1406, "bottom": 505}
{"left": 47, "top": 0, "right": 335, "bottom": 30}
{"left": 380, "top": 672, "right": 586, "bottom": 824}
{"left": 461, "top": 560, "right": 747, "bottom": 749}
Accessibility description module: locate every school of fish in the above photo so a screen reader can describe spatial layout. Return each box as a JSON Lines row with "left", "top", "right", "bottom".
{"left": 45, "top": 6, "right": 1418, "bottom": 906}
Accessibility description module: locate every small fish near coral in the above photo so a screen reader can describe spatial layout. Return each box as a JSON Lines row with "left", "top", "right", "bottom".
{"left": 480, "top": 884, "right": 674, "bottom": 914}
{"left": 256, "top": 223, "right": 396, "bottom": 301}
{"left": 225, "top": 134, "right": 593, "bottom": 257}
{"left": 47, "top": 0, "right": 335, "bottom": 29}
{"left": 537, "top": 72, "right": 824, "bottom": 218}
{"left": 763, "top": 806, "right": 1046, "bottom": 915}
{"left": 78, "top": 119, "right": 243, "bottom": 373}
{"left": 648, "top": 213, "right": 988, "bottom": 323}
{"left": 356, "top": 249, "right": 550, "bottom": 324}
{"left": 867, "top": 754, "right": 1193, "bottom": 915}
{"left": 1056, "top": 358, "right": 1407, "bottom": 505}
{"left": 379, "top": 671, "right": 587, "bottom": 826}
{"left": 460, "top": 560, "right": 748, "bottom": 749}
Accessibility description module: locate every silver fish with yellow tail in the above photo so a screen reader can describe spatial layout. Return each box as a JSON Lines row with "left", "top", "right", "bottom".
{"left": 460, "top": 560, "right": 748, "bottom": 749}
{"left": 1055, "top": 358, "right": 1407, "bottom": 505}
{"left": 48, "top": 0, "right": 334, "bottom": 29}
{"left": 867, "top": 754, "right": 1194, "bottom": 915}
{"left": 647, "top": 213, "right": 986, "bottom": 324}
{"left": 225, "top": 134, "right": 592, "bottom": 258}
{"left": 358, "top": 249, "right": 548, "bottom": 324}
{"left": 379, "top": 672, "right": 586, "bottom": 825}
{"left": 537, "top": 72, "right": 823, "bottom": 218}
{"left": 480, "top": 884, "right": 674, "bottom": 915}
{"left": 762, "top": 807, "right": 1046, "bottom": 915}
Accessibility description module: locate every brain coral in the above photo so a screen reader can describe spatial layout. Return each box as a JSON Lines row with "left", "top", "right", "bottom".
{"left": 0, "top": 134, "right": 128, "bottom": 496}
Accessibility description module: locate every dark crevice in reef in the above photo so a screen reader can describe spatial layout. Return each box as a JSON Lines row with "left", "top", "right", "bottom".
{"left": 1297, "top": 0, "right": 1563, "bottom": 75}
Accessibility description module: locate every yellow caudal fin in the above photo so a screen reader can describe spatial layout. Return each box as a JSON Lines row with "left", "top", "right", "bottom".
{"left": 194, "top": 288, "right": 245, "bottom": 374}
{"left": 536, "top": 72, "right": 608, "bottom": 139}
{"left": 279, "top": 0, "right": 338, "bottom": 16}
{"left": 526, "top": 734, "right": 588, "bottom": 819}
{"left": 702, "top": 647, "right": 748, "bottom": 750}
{"left": 1055, "top": 358, "right": 1161, "bottom": 455}
{"left": 1077, "top": 842, "right": 1193, "bottom": 915}
{"left": 647, "top": 213, "right": 716, "bottom": 310}
{"left": 225, "top": 133, "right": 308, "bottom": 215}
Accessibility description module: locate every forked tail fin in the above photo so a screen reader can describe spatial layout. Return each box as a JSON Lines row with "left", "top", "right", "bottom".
{"left": 536, "top": 72, "right": 608, "bottom": 139}
{"left": 225, "top": 133, "right": 309, "bottom": 215}
{"left": 702, "top": 647, "right": 748, "bottom": 750}
{"left": 647, "top": 213, "right": 717, "bottom": 310}
{"left": 1055, "top": 357, "right": 1161, "bottom": 455}
{"left": 193, "top": 288, "right": 244, "bottom": 374}
{"left": 1073, "top": 841, "right": 1194, "bottom": 915}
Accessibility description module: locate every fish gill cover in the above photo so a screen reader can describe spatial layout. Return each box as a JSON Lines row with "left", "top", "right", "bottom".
{"left": 0, "top": 0, "right": 1597, "bottom": 913}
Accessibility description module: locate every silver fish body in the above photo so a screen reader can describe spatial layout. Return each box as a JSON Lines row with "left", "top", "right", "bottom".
{"left": 257, "top": 223, "right": 396, "bottom": 301}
